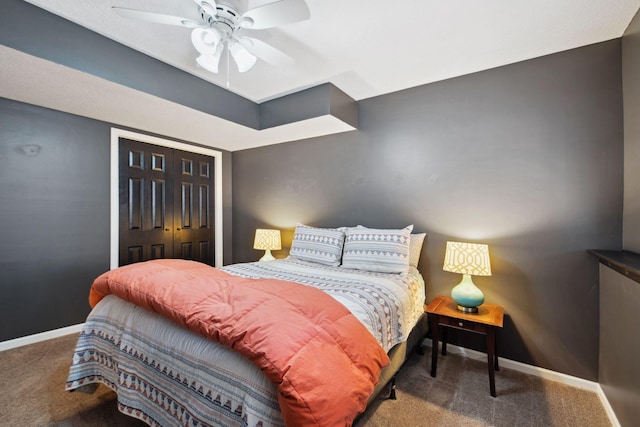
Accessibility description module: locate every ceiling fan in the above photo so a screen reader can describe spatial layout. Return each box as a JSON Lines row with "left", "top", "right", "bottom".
{"left": 112, "top": 0, "right": 310, "bottom": 74}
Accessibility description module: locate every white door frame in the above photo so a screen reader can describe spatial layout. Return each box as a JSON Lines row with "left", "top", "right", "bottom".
{"left": 110, "top": 128, "right": 224, "bottom": 269}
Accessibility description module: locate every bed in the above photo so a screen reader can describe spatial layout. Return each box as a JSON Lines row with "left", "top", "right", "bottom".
{"left": 66, "top": 224, "right": 428, "bottom": 426}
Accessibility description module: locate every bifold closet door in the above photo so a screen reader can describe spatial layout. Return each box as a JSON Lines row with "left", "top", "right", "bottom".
{"left": 172, "top": 151, "right": 215, "bottom": 266}
{"left": 118, "top": 138, "right": 215, "bottom": 266}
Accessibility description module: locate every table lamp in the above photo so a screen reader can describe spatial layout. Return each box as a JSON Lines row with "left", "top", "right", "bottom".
{"left": 253, "top": 229, "right": 281, "bottom": 262}
{"left": 443, "top": 241, "right": 492, "bottom": 313}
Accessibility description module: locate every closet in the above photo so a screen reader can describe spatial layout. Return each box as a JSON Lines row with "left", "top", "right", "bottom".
{"left": 118, "top": 138, "right": 215, "bottom": 266}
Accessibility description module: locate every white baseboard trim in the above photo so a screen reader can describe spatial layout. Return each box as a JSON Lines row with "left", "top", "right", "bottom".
{"left": 595, "top": 384, "right": 622, "bottom": 427}
{"left": 422, "top": 340, "right": 621, "bottom": 427}
{"left": 0, "top": 323, "right": 84, "bottom": 353}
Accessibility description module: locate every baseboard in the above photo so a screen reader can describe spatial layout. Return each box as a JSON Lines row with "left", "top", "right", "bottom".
{"left": 595, "top": 384, "right": 622, "bottom": 427}
{"left": 421, "top": 340, "right": 621, "bottom": 427}
{"left": 0, "top": 324, "right": 84, "bottom": 353}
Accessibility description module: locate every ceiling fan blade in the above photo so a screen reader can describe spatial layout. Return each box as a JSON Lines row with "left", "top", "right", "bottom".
{"left": 112, "top": 7, "right": 201, "bottom": 28}
{"left": 237, "top": 37, "right": 293, "bottom": 66}
{"left": 229, "top": 41, "right": 257, "bottom": 73}
{"left": 240, "top": 0, "right": 310, "bottom": 30}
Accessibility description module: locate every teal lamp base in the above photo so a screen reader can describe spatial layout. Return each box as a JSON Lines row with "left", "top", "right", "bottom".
{"left": 451, "top": 274, "right": 484, "bottom": 313}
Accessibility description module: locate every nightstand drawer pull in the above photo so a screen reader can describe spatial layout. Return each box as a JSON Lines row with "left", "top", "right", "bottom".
{"left": 459, "top": 322, "right": 464, "bottom": 327}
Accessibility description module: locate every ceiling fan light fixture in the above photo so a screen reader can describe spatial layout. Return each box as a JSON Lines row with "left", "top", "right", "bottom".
{"left": 196, "top": 53, "right": 221, "bottom": 73}
{"left": 196, "top": 42, "right": 223, "bottom": 73}
{"left": 191, "top": 28, "right": 221, "bottom": 55}
{"left": 204, "top": 30, "right": 219, "bottom": 44}
{"left": 229, "top": 41, "right": 257, "bottom": 73}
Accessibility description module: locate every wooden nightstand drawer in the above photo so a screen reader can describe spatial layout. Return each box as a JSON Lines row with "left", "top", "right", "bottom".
{"left": 438, "top": 315, "right": 488, "bottom": 333}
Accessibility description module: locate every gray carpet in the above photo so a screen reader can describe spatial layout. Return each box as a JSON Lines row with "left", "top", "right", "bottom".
{"left": 0, "top": 333, "right": 612, "bottom": 426}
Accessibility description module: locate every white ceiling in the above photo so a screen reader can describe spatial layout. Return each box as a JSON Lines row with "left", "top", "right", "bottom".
{"left": 4, "top": 0, "right": 640, "bottom": 151}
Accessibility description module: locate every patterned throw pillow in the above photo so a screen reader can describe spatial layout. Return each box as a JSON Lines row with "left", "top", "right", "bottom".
{"left": 289, "top": 224, "right": 346, "bottom": 266}
{"left": 342, "top": 225, "right": 413, "bottom": 274}
{"left": 409, "top": 233, "right": 426, "bottom": 268}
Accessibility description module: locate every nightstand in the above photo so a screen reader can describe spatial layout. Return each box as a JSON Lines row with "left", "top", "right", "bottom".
{"left": 426, "top": 295, "right": 504, "bottom": 397}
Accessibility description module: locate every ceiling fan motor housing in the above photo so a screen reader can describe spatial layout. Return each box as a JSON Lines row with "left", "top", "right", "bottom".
{"left": 198, "top": 1, "right": 246, "bottom": 31}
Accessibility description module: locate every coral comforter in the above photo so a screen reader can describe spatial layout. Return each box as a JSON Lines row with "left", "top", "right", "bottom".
{"left": 88, "top": 259, "right": 390, "bottom": 426}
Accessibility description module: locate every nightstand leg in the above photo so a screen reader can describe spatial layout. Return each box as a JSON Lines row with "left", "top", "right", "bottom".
{"left": 487, "top": 328, "right": 496, "bottom": 397}
{"left": 430, "top": 315, "right": 439, "bottom": 377}
{"left": 495, "top": 334, "right": 500, "bottom": 371}
{"left": 441, "top": 327, "right": 448, "bottom": 356}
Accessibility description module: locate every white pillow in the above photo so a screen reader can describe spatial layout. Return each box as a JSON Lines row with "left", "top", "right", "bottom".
{"left": 341, "top": 225, "right": 413, "bottom": 274}
{"left": 289, "top": 224, "right": 346, "bottom": 266}
{"left": 409, "top": 233, "right": 426, "bottom": 268}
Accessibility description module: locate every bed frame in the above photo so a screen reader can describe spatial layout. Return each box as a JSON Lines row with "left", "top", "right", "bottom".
{"left": 363, "top": 312, "right": 428, "bottom": 409}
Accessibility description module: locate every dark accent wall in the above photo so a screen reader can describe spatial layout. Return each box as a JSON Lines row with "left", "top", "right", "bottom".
{"left": 0, "top": 100, "right": 110, "bottom": 341}
{"left": 232, "top": 40, "right": 624, "bottom": 380}
{"left": 623, "top": 6, "right": 640, "bottom": 251}
{"left": 259, "top": 84, "right": 358, "bottom": 129}
{"left": 597, "top": 7, "right": 640, "bottom": 426}
{"left": 598, "top": 264, "right": 640, "bottom": 427}
{"left": 0, "top": 98, "right": 233, "bottom": 341}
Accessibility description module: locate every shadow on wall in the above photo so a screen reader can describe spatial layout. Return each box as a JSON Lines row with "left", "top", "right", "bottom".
{"left": 478, "top": 234, "right": 599, "bottom": 379}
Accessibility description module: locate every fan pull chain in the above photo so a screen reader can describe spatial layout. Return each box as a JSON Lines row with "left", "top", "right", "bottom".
{"left": 226, "top": 41, "right": 231, "bottom": 89}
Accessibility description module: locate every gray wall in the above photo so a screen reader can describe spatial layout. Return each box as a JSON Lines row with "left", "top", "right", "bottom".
{"left": 232, "top": 40, "right": 624, "bottom": 380}
{"left": 0, "top": 100, "right": 110, "bottom": 340}
{"left": 598, "top": 265, "right": 640, "bottom": 427}
{"left": 597, "top": 8, "right": 640, "bottom": 426}
{"left": 0, "top": 98, "right": 233, "bottom": 341}
{"left": 623, "top": 7, "right": 640, "bottom": 251}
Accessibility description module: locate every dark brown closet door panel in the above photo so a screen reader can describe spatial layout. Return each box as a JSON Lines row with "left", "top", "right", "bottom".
{"left": 119, "top": 138, "right": 175, "bottom": 266}
{"left": 173, "top": 152, "right": 215, "bottom": 265}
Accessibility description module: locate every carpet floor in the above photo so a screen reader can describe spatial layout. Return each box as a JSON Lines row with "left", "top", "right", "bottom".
{"left": 0, "top": 333, "right": 612, "bottom": 426}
